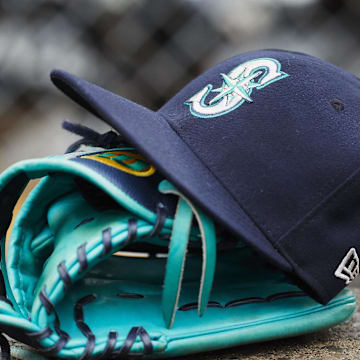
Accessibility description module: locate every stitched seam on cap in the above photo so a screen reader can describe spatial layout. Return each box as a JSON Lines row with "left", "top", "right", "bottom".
{"left": 276, "top": 245, "right": 331, "bottom": 301}
{"left": 158, "top": 112, "right": 278, "bottom": 244}
{"left": 164, "top": 110, "right": 284, "bottom": 242}
{"left": 276, "top": 165, "right": 360, "bottom": 300}
{"left": 277, "top": 164, "right": 360, "bottom": 245}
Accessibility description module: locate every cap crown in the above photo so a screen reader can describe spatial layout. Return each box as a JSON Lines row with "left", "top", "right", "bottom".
{"left": 159, "top": 50, "right": 360, "bottom": 243}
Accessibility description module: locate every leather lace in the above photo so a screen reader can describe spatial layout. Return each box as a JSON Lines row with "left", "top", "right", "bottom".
{"left": 62, "top": 120, "right": 130, "bottom": 153}
{"left": 0, "top": 123, "right": 218, "bottom": 359}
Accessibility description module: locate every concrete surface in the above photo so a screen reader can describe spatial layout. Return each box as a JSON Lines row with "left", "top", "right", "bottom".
{"left": 8, "top": 287, "right": 360, "bottom": 359}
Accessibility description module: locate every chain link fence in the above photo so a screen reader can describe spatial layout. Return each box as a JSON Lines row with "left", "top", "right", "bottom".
{"left": 0, "top": 0, "right": 359, "bottom": 168}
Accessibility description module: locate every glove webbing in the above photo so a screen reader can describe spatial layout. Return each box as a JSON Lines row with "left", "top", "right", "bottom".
{"left": 159, "top": 180, "right": 217, "bottom": 329}
{"left": 62, "top": 120, "right": 130, "bottom": 153}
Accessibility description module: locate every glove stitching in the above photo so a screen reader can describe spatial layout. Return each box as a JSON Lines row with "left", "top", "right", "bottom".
{"left": 101, "top": 228, "right": 112, "bottom": 256}
{"left": 74, "top": 294, "right": 97, "bottom": 359}
{"left": 26, "top": 326, "right": 53, "bottom": 341}
{"left": 43, "top": 226, "right": 133, "bottom": 316}
{"left": 77, "top": 244, "right": 88, "bottom": 272}
{"left": 73, "top": 293, "right": 154, "bottom": 357}
{"left": 57, "top": 261, "right": 72, "bottom": 292}
{"left": 38, "top": 286, "right": 70, "bottom": 356}
{"left": 101, "top": 330, "right": 117, "bottom": 358}
{"left": 35, "top": 221, "right": 149, "bottom": 356}
{"left": 146, "top": 203, "right": 167, "bottom": 238}
{"left": 28, "top": 211, "right": 162, "bottom": 356}
{"left": 178, "top": 290, "right": 306, "bottom": 311}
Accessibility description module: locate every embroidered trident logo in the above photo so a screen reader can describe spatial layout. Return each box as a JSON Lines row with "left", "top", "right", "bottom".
{"left": 185, "top": 57, "right": 289, "bottom": 118}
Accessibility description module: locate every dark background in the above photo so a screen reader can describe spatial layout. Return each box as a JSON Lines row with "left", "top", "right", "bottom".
{"left": 0, "top": 0, "right": 359, "bottom": 170}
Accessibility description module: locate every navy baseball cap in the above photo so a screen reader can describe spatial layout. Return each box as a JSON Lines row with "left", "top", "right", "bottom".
{"left": 51, "top": 49, "right": 360, "bottom": 305}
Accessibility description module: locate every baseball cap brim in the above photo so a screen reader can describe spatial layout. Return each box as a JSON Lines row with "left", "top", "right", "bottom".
{"left": 51, "top": 69, "right": 292, "bottom": 272}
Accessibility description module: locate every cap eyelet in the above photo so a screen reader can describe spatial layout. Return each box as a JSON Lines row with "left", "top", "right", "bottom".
{"left": 330, "top": 99, "right": 344, "bottom": 111}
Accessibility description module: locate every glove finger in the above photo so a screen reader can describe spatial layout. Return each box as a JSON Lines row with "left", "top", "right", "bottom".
{"left": 161, "top": 197, "right": 192, "bottom": 329}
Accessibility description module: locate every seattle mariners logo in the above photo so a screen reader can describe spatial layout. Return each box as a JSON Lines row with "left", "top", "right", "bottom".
{"left": 185, "top": 58, "right": 289, "bottom": 118}
{"left": 80, "top": 150, "right": 156, "bottom": 177}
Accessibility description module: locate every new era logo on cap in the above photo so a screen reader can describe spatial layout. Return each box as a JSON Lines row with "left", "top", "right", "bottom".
{"left": 334, "top": 248, "right": 359, "bottom": 285}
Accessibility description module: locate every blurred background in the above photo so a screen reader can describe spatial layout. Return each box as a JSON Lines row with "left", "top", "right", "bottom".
{"left": 0, "top": 0, "right": 359, "bottom": 170}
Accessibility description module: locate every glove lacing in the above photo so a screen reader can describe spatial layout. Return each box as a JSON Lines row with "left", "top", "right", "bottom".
{"left": 62, "top": 120, "right": 130, "bottom": 153}
{"left": 5, "top": 122, "right": 216, "bottom": 358}
{"left": 26, "top": 179, "right": 216, "bottom": 359}
{"left": 62, "top": 120, "right": 218, "bottom": 327}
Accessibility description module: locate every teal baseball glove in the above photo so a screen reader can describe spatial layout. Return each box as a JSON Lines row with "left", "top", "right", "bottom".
{"left": 0, "top": 140, "right": 355, "bottom": 359}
